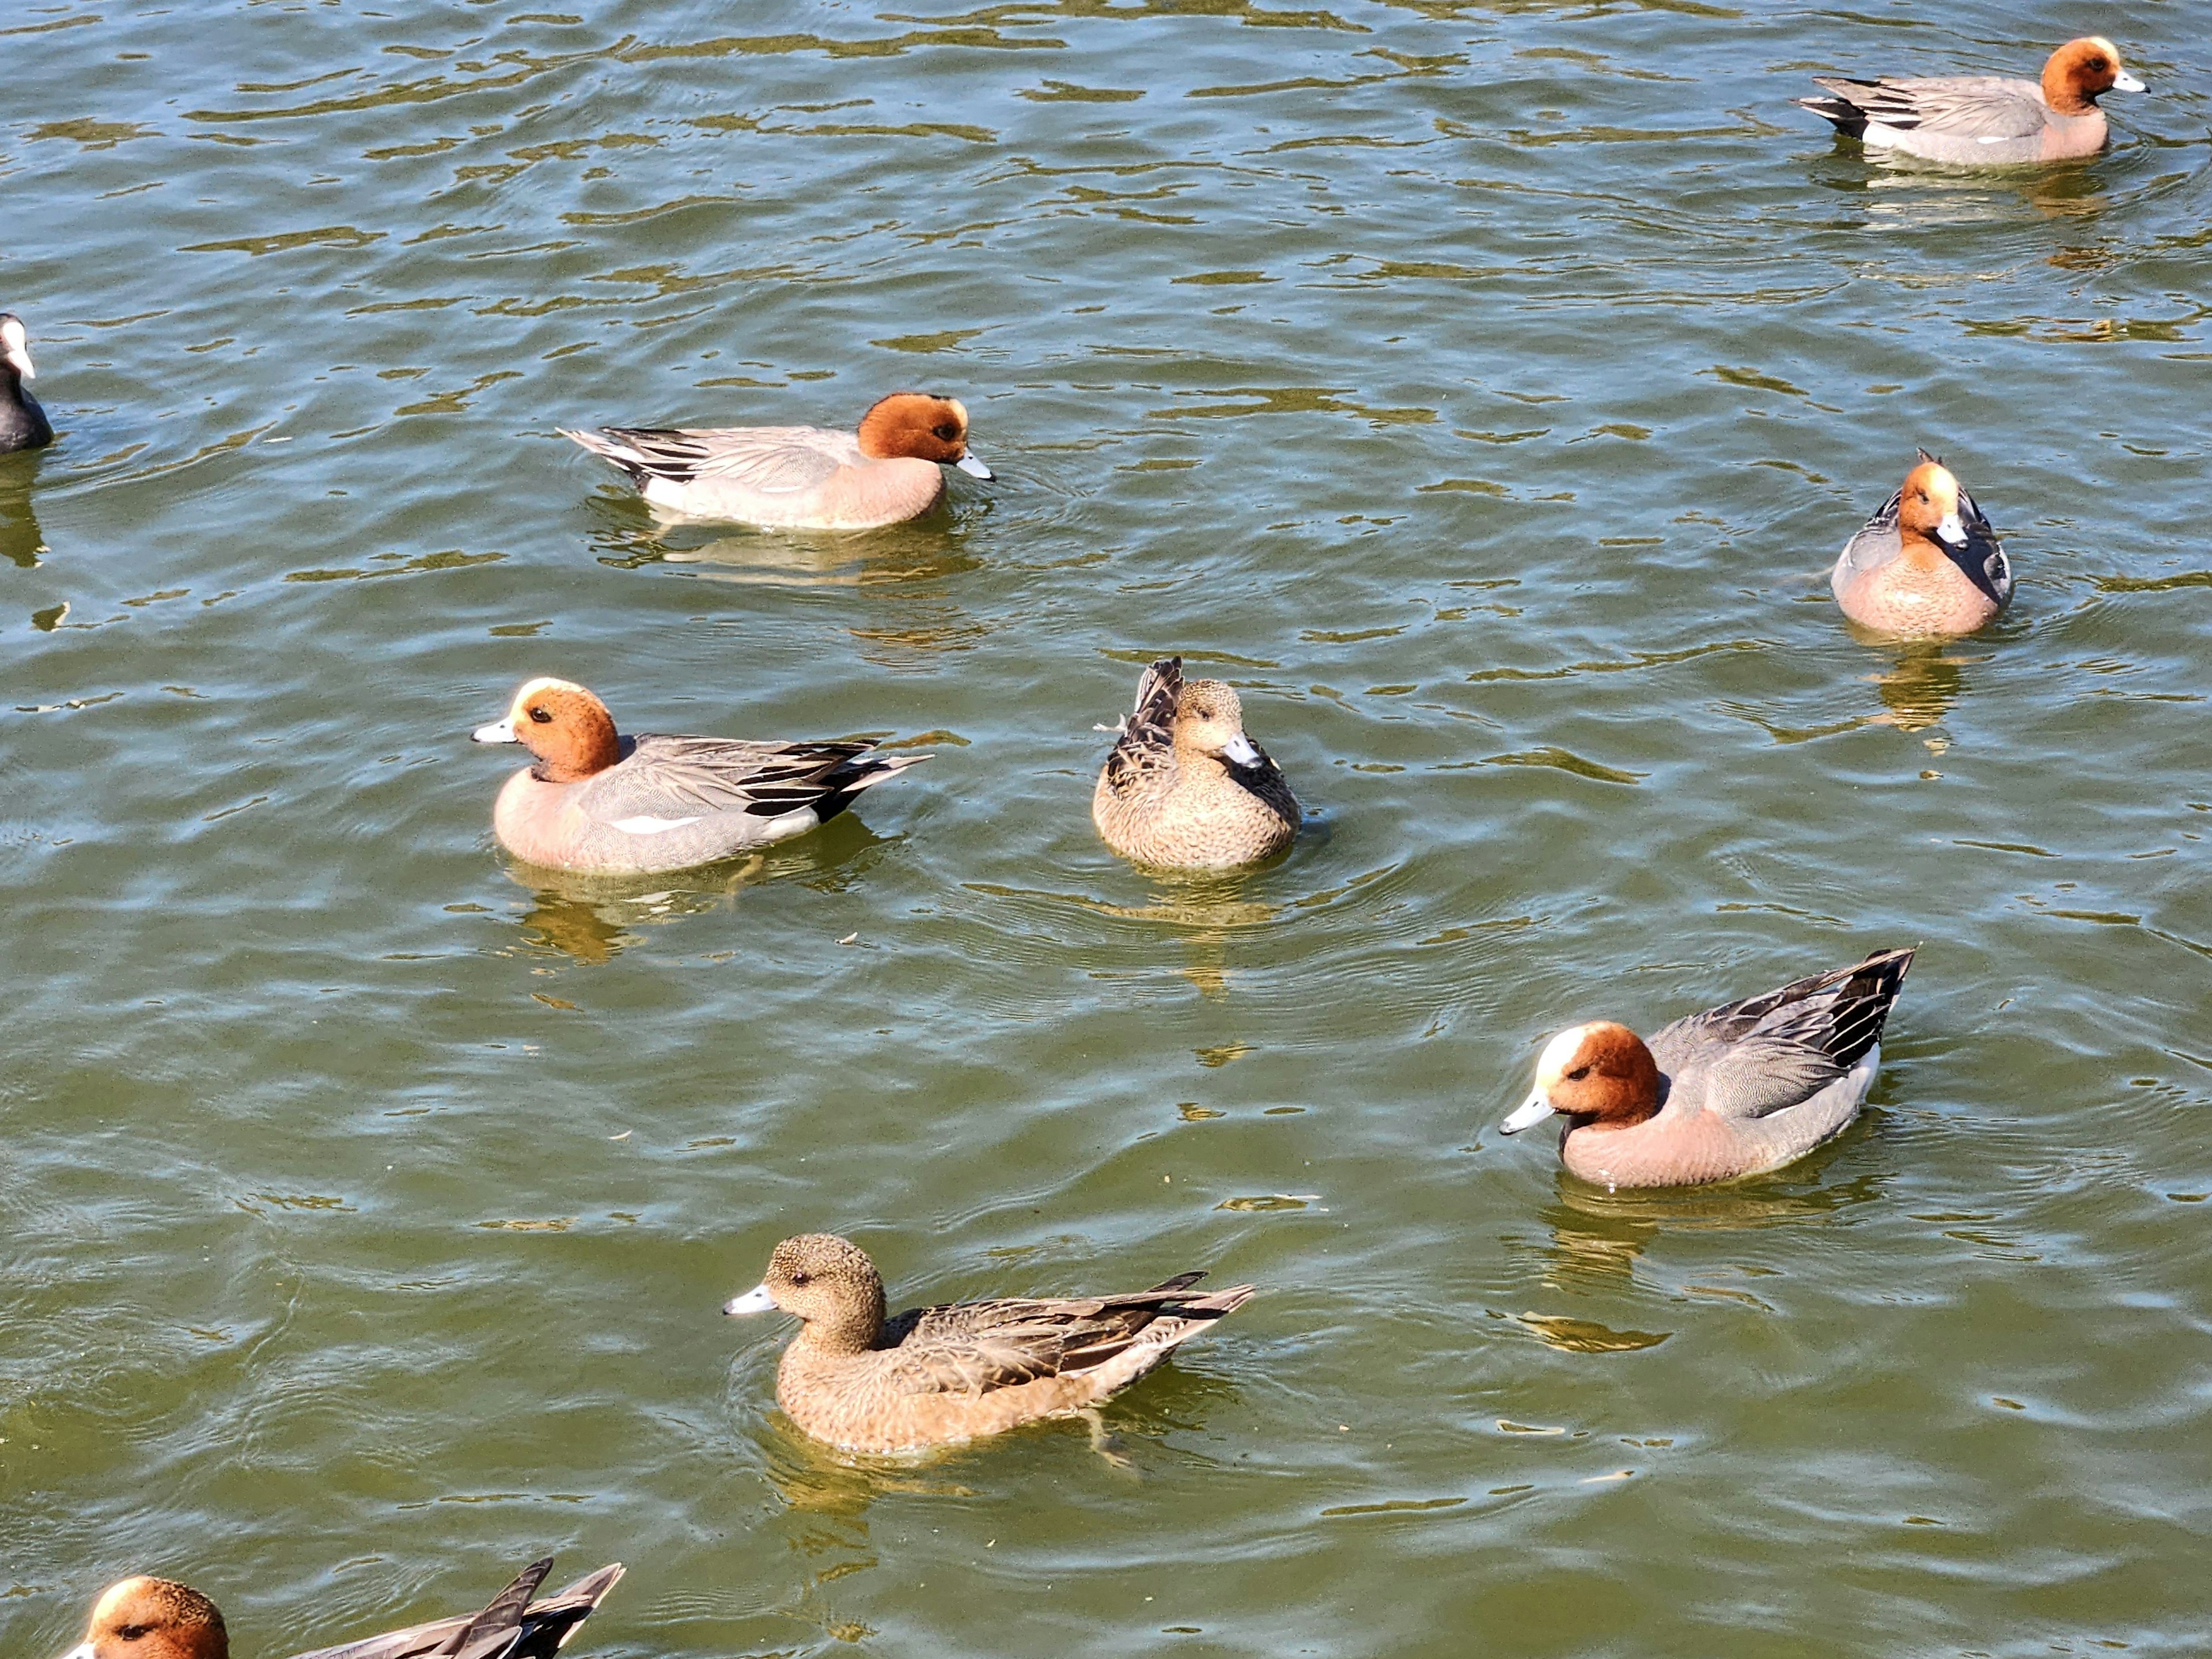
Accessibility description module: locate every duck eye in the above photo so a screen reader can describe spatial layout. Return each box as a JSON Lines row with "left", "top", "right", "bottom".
{"left": 1567, "top": 1065, "right": 1592, "bottom": 1081}
{"left": 932, "top": 423, "right": 959, "bottom": 441}
{"left": 118, "top": 1628, "right": 149, "bottom": 1643}
{"left": 787, "top": 1271, "right": 811, "bottom": 1287}
{"left": 528, "top": 706, "right": 553, "bottom": 724}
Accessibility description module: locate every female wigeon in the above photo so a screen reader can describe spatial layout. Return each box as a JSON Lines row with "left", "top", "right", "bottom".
{"left": 724, "top": 1233, "right": 1255, "bottom": 1455}
{"left": 1499, "top": 948, "right": 1915, "bottom": 1190}
{"left": 2, "top": 312, "right": 54, "bottom": 452}
{"left": 1798, "top": 36, "right": 2143, "bottom": 165}
{"left": 1831, "top": 450, "right": 2012, "bottom": 637}
{"left": 471, "top": 677, "right": 927, "bottom": 874}
{"left": 1093, "top": 657, "right": 1299, "bottom": 869}
{"left": 563, "top": 391, "right": 991, "bottom": 528}
{"left": 53, "top": 1559, "right": 622, "bottom": 1659}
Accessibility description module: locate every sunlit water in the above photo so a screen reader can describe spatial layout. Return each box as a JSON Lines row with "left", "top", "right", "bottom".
{"left": 5, "top": 2, "right": 2210, "bottom": 1655}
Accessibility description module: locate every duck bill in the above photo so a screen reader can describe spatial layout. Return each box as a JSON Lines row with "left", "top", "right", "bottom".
{"left": 54, "top": 1644, "right": 94, "bottom": 1659}
{"left": 954, "top": 452, "right": 993, "bottom": 480}
{"left": 1934, "top": 511, "right": 1968, "bottom": 548}
{"left": 723, "top": 1283, "right": 777, "bottom": 1316}
{"left": 472, "top": 717, "right": 518, "bottom": 744}
{"left": 2113, "top": 69, "right": 2145, "bottom": 93}
{"left": 3, "top": 344, "right": 33, "bottom": 381}
{"left": 1221, "top": 733, "right": 1262, "bottom": 767}
{"left": 1499, "top": 1091, "right": 1556, "bottom": 1135}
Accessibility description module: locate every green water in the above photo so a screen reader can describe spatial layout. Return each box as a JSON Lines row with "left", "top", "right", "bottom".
{"left": 5, "top": 2, "right": 2210, "bottom": 1656}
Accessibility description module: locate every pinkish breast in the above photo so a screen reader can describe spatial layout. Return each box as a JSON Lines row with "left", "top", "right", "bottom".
{"left": 2040, "top": 108, "right": 2108, "bottom": 160}
{"left": 489, "top": 769, "right": 592, "bottom": 869}
{"left": 818, "top": 457, "right": 946, "bottom": 528}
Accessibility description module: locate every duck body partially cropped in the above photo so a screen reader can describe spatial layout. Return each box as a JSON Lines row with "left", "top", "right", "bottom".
{"left": 1093, "top": 657, "right": 1298, "bottom": 869}
{"left": 1499, "top": 948, "right": 1915, "bottom": 1190}
{"left": 1798, "top": 36, "right": 2143, "bottom": 165}
{"left": 1831, "top": 450, "right": 2012, "bottom": 637}
{"left": 472, "top": 677, "right": 927, "bottom": 874}
{"left": 563, "top": 391, "right": 991, "bottom": 528}
{"left": 724, "top": 1233, "right": 1255, "bottom": 1454}
{"left": 2, "top": 313, "right": 55, "bottom": 452}
{"left": 54, "top": 1558, "right": 623, "bottom": 1659}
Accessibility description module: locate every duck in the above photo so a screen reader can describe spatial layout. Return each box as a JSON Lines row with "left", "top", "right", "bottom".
{"left": 471, "top": 676, "right": 927, "bottom": 874}
{"left": 1498, "top": 948, "right": 1915, "bottom": 1190}
{"left": 51, "top": 1558, "right": 622, "bottom": 1659}
{"left": 562, "top": 391, "right": 991, "bottom": 528}
{"left": 2, "top": 313, "right": 55, "bottom": 452}
{"left": 1092, "top": 657, "right": 1298, "bottom": 869}
{"left": 1797, "top": 36, "right": 2143, "bottom": 165}
{"left": 723, "top": 1232, "right": 1255, "bottom": 1454}
{"left": 1831, "top": 450, "right": 2012, "bottom": 637}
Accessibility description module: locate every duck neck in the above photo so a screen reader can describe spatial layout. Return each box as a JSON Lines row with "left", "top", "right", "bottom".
{"left": 1897, "top": 526, "right": 1952, "bottom": 570}
{"left": 797, "top": 1290, "right": 885, "bottom": 1358}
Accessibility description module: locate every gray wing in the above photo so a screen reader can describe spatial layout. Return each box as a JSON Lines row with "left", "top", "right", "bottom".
{"left": 1807, "top": 73, "right": 2050, "bottom": 139}
{"left": 1649, "top": 948, "right": 1914, "bottom": 1122}
{"left": 565, "top": 425, "right": 855, "bottom": 493}
{"left": 286, "top": 1563, "right": 624, "bottom": 1659}
{"left": 582, "top": 733, "right": 906, "bottom": 824}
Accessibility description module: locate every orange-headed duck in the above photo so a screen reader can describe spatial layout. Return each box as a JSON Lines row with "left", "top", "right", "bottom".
{"left": 563, "top": 391, "right": 991, "bottom": 528}
{"left": 53, "top": 1559, "right": 622, "bottom": 1659}
{"left": 1500, "top": 948, "right": 1915, "bottom": 1190}
{"left": 1093, "top": 657, "right": 1298, "bottom": 869}
{"left": 2, "top": 312, "right": 54, "bottom": 452}
{"left": 724, "top": 1233, "right": 1255, "bottom": 1454}
{"left": 1831, "top": 450, "right": 2012, "bottom": 637}
{"left": 1798, "top": 37, "right": 2143, "bottom": 164}
{"left": 471, "top": 676, "right": 927, "bottom": 874}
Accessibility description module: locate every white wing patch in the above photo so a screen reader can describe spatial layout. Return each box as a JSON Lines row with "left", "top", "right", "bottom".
{"left": 611, "top": 814, "right": 704, "bottom": 835}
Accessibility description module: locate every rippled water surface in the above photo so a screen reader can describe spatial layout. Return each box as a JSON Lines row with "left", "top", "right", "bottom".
{"left": 5, "top": 1, "right": 2211, "bottom": 1654}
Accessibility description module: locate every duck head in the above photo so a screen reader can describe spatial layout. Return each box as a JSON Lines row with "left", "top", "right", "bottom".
{"left": 1173, "top": 678, "right": 1265, "bottom": 770}
{"left": 856, "top": 392, "right": 991, "bottom": 479}
{"left": 725, "top": 1232, "right": 887, "bottom": 1355}
{"left": 1898, "top": 452, "right": 1969, "bottom": 551}
{"left": 56, "top": 1578, "right": 228, "bottom": 1659}
{"left": 1, "top": 313, "right": 35, "bottom": 382}
{"left": 472, "top": 676, "right": 622, "bottom": 783}
{"left": 1500, "top": 1021, "right": 1662, "bottom": 1135}
{"left": 2043, "top": 37, "right": 2144, "bottom": 115}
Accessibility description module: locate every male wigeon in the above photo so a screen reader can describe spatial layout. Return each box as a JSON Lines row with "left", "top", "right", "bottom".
{"left": 1093, "top": 657, "right": 1298, "bottom": 869}
{"left": 1831, "top": 450, "right": 2012, "bottom": 637}
{"left": 1798, "top": 36, "right": 2143, "bottom": 165}
{"left": 52, "top": 1558, "right": 622, "bottom": 1659}
{"left": 562, "top": 391, "right": 991, "bottom": 528}
{"left": 723, "top": 1233, "right": 1255, "bottom": 1454}
{"left": 1499, "top": 948, "right": 1915, "bottom": 1190}
{"left": 2, "top": 313, "right": 54, "bottom": 452}
{"left": 471, "top": 677, "right": 927, "bottom": 874}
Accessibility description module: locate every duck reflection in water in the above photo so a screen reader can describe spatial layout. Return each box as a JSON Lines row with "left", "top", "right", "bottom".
{"left": 1530, "top": 1168, "right": 1892, "bottom": 1295}
{"left": 500, "top": 819, "right": 897, "bottom": 964}
{"left": 1, "top": 466, "right": 45, "bottom": 571}
{"left": 1866, "top": 640, "right": 1978, "bottom": 734}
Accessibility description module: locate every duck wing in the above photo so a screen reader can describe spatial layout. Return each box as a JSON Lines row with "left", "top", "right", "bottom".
{"left": 879, "top": 1273, "right": 1233, "bottom": 1397}
{"left": 1952, "top": 475, "right": 2012, "bottom": 607}
{"left": 564, "top": 425, "right": 856, "bottom": 494}
{"left": 1801, "top": 74, "right": 2049, "bottom": 140}
{"left": 1098, "top": 657, "right": 1183, "bottom": 800}
{"left": 285, "top": 1562, "right": 624, "bottom": 1659}
{"left": 586, "top": 733, "right": 925, "bottom": 826}
{"left": 1649, "top": 948, "right": 1915, "bottom": 1121}
{"left": 1224, "top": 739, "right": 1299, "bottom": 824}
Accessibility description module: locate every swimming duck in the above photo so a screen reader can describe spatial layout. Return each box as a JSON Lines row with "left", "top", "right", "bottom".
{"left": 724, "top": 1232, "right": 1255, "bottom": 1454}
{"left": 1092, "top": 657, "right": 1298, "bottom": 869}
{"left": 472, "top": 677, "right": 927, "bottom": 874}
{"left": 1499, "top": 948, "right": 1915, "bottom": 1189}
{"left": 2, "top": 313, "right": 55, "bottom": 452}
{"left": 53, "top": 1558, "right": 622, "bottom": 1659}
{"left": 562, "top": 391, "right": 991, "bottom": 528}
{"left": 1798, "top": 36, "right": 2143, "bottom": 165}
{"left": 1831, "top": 450, "right": 2011, "bottom": 637}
